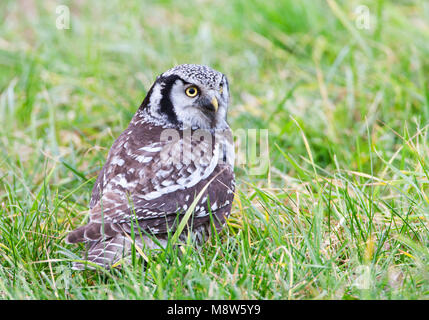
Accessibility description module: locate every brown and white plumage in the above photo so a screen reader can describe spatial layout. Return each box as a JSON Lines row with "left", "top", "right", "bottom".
{"left": 66, "top": 64, "right": 235, "bottom": 269}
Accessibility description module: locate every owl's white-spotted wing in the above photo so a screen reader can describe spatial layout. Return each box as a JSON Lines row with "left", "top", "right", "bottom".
{"left": 87, "top": 118, "right": 235, "bottom": 235}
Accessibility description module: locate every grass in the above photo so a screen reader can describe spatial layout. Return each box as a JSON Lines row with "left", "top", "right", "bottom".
{"left": 0, "top": 0, "right": 428, "bottom": 299}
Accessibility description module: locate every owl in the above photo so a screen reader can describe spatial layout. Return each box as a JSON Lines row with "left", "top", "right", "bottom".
{"left": 66, "top": 64, "right": 235, "bottom": 269}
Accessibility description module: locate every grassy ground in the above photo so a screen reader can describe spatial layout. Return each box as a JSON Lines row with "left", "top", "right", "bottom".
{"left": 0, "top": 0, "right": 428, "bottom": 299}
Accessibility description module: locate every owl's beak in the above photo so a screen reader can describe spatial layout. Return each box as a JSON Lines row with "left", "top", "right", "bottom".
{"left": 200, "top": 96, "right": 219, "bottom": 113}
{"left": 211, "top": 97, "right": 219, "bottom": 112}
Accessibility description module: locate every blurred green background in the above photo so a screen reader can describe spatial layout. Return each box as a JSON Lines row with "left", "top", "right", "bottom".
{"left": 1, "top": 0, "right": 428, "bottom": 177}
{"left": 0, "top": 0, "right": 427, "bottom": 299}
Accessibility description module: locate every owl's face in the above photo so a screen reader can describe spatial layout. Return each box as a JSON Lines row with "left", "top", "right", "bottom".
{"left": 141, "top": 64, "right": 230, "bottom": 130}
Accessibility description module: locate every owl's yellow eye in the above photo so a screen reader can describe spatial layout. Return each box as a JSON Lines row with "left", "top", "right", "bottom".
{"left": 185, "top": 86, "right": 199, "bottom": 97}
{"left": 219, "top": 84, "right": 223, "bottom": 94}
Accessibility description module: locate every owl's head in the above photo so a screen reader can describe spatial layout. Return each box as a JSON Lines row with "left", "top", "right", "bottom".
{"left": 140, "top": 64, "right": 230, "bottom": 130}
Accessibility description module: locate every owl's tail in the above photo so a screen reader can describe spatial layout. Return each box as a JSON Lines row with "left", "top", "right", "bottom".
{"left": 72, "top": 234, "right": 135, "bottom": 270}
{"left": 66, "top": 222, "right": 135, "bottom": 270}
{"left": 65, "top": 222, "right": 118, "bottom": 244}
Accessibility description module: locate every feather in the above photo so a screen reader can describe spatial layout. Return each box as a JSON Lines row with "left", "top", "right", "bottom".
{"left": 66, "top": 64, "right": 235, "bottom": 270}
